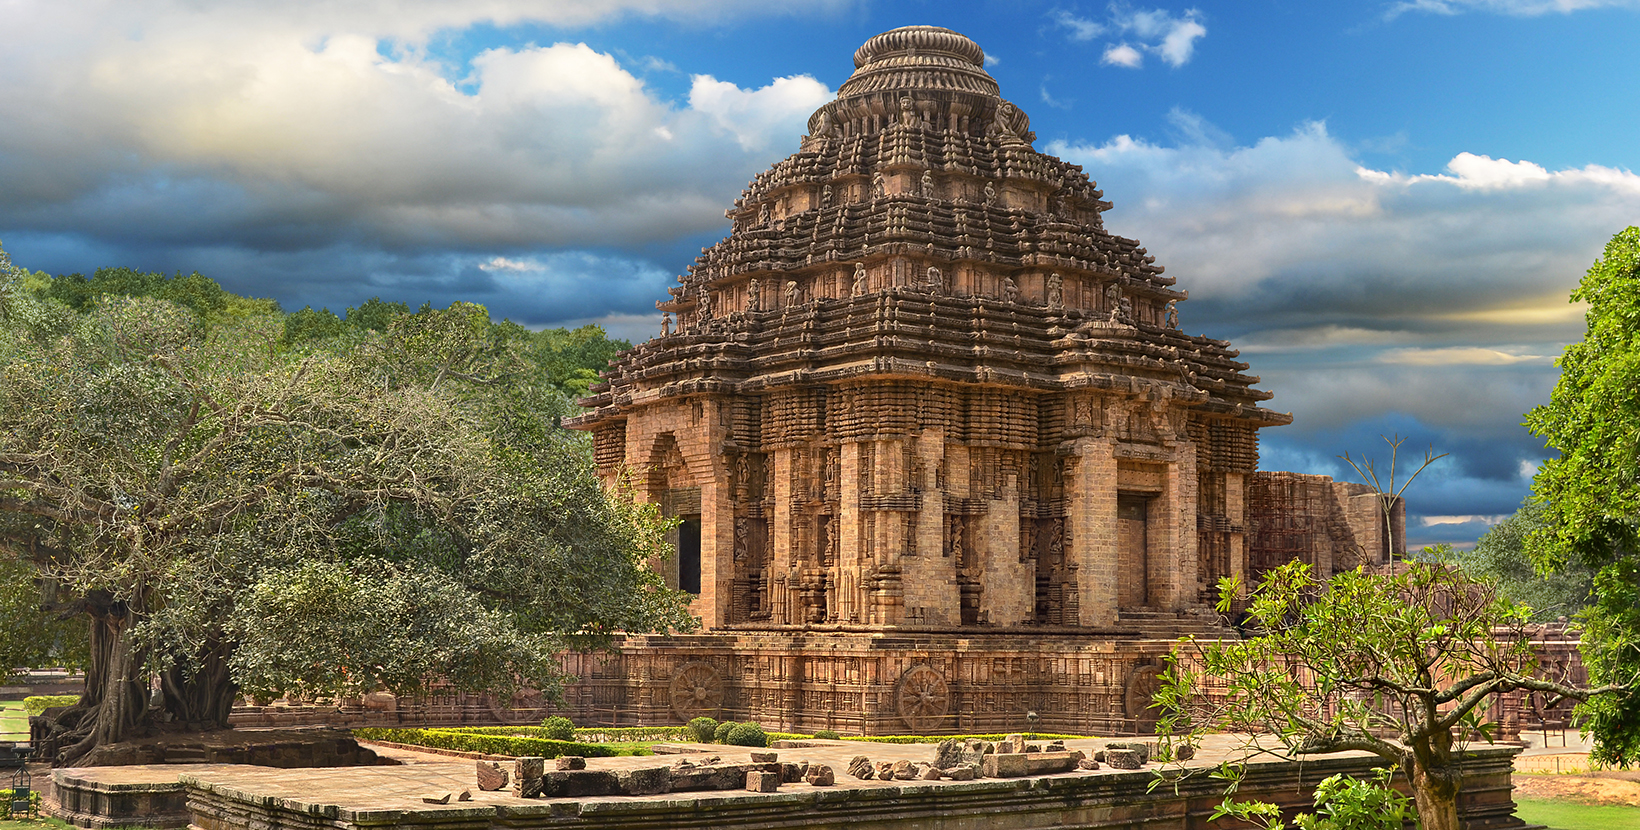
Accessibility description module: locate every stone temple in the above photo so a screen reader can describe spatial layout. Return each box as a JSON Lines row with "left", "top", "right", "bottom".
{"left": 563, "top": 26, "right": 1402, "bottom": 735}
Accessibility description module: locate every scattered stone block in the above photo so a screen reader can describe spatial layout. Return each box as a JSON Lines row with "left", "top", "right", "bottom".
{"left": 556, "top": 756, "right": 586, "bottom": 770}
{"left": 876, "top": 761, "right": 897, "bottom": 780}
{"left": 512, "top": 757, "right": 545, "bottom": 798}
{"left": 934, "top": 738, "right": 963, "bottom": 769}
{"left": 540, "top": 770, "right": 620, "bottom": 798}
{"left": 982, "top": 752, "right": 1028, "bottom": 778}
{"left": 1106, "top": 749, "right": 1142, "bottom": 770}
{"left": 749, "top": 751, "right": 777, "bottom": 763}
{"left": 421, "top": 793, "right": 451, "bottom": 804}
{"left": 804, "top": 764, "right": 835, "bottom": 786}
{"left": 983, "top": 750, "right": 1085, "bottom": 778}
{"left": 617, "top": 767, "right": 672, "bottom": 796}
{"left": 1105, "top": 742, "right": 1150, "bottom": 765}
{"left": 1025, "top": 744, "right": 1042, "bottom": 753}
{"left": 1175, "top": 743, "right": 1196, "bottom": 761}
{"left": 1047, "top": 741, "right": 1066, "bottom": 752}
{"left": 746, "top": 771, "right": 780, "bottom": 793}
{"left": 475, "top": 760, "right": 509, "bottom": 792}
{"left": 918, "top": 764, "right": 941, "bottom": 781}
{"left": 998, "top": 734, "right": 1026, "bottom": 754}
{"left": 892, "top": 759, "right": 916, "bottom": 780}
{"left": 781, "top": 762, "right": 807, "bottom": 783}
{"left": 958, "top": 740, "right": 994, "bottom": 766}
{"left": 1093, "top": 750, "right": 1106, "bottom": 763}
{"left": 457, "top": 790, "right": 472, "bottom": 802}
{"left": 946, "top": 764, "right": 978, "bottom": 781}
{"left": 847, "top": 756, "right": 874, "bottom": 780}
{"left": 1078, "top": 758, "right": 1100, "bottom": 771}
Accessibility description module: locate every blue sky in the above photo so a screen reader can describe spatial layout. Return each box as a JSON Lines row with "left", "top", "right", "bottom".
{"left": 4, "top": 0, "right": 1639, "bottom": 547}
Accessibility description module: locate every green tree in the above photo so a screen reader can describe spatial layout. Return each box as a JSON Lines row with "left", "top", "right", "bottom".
{"left": 1157, "top": 559, "right": 1618, "bottom": 830}
{"left": 1449, "top": 501, "right": 1594, "bottom": 622}
{"left": 0, "top": 243, "right": 693, "bottom": 766}
{"left": 1524, "top": 225, "right": 1640, "bottom": 767}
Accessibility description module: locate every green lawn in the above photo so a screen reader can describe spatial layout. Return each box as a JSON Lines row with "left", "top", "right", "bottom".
{"left": 1515, "top": 797, "right": 1640, "bottom": 830}
{"left": 0, "top": 701, "right": 27, "bottom": 740}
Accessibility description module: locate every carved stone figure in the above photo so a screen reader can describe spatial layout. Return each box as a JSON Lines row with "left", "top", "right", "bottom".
{"left": 784, "top": 280, "right": 800, "bottom": 307}
{"left": 927, "top": 266, "right": 943, "bottom": 295}
{"left": 921, "top": 169, "right": 935, "bottom": 198}
{"left": 900, "top": 96, "right": 917, "bottom": 126}
{"left": 1001, "top": 276, "right": 1019, "bottom": 303}
{"left": 983, "top": 181, "right": 996, "bottom": 203}
{"left": 660, "top": 312, "right": 671, "bottom": 337}
{"left": 1105, "top": 283, "right": 1122, "bottom": 321}
{"left": 993, "top": 101, "right": 1018, "bottom": 139}
{"left": 852, "top": 263, "right": 868, "bottom": 296}
{"left": 873, "top": 171, "right": 885, "bottom": 197}
{"left": 747, "top": 278, "right": 761, "bottom": 312}
{"left": 822, "top": 184, "right": 832, "bottom": 207}
{"left": 759, "top": 203, "right": 771, "bottom": 226}
{"left": 1117, "top": 296, "right": 1133, "bottom": 325}
{"left": 1046, "top": 273, "right": 1064, "bottom": 310}
{"left": 696, "top": 287, "right": 713, "bottom": 323}
{"left": 1165, "top": 299, "right": 1178, "bottom": 329}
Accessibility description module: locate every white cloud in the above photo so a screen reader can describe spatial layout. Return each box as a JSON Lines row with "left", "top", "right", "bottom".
{"left": 0, "top": 5, "right": 837, "bottom": 252}
{"left": 1376, "top": 346, "right": 1550, "bottom": 365}
{"left": 1102, "top": 43, "right": 1145, "bottom": 67}
{"left": 479, "top": 256, "right": 545, "bottom": 272}
{"left": 1060, "top": 5, "right": 1207, "bottom": 69}
{"left": 1387, "top": 0, "right": 1640, "bottom": 18}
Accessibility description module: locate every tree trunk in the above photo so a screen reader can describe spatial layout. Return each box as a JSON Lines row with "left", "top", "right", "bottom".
{"left": 159, "top": 630, "right": 239, "bottom": 731}
{"left": 1406, "top": 747, "right": 1462, "bottom": 830}
{"left": 52, "top": 597, "right": 152, "bottom": 766}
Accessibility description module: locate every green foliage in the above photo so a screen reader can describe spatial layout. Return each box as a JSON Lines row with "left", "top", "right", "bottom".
{"left": 352, "top": 727, "right": 628, "bottom": 758}
{"left": 1210, "top": 767, "right": 1411, "bottom": 830}
{"left": 35, "top": 266, "right": 278, "bottom": 324}
{"left": 0, "top": 788, "right": 42, "bottom": 817}
{"left": 22, "top": 695, "right": 80, "bottom": 717}
{"left": 1158, "top": 561, "right": 1595, "bottom": 830}
{"left": 1513, "top": 796, "right": 1640, "bottom": 830}
{"left": 812, "top": 729, "right": 841, "bottom": 740}
{"left": 724, "top": 722, "right": 767, "bottom": 747}
{"left": 1525, "top": 226, "right": 1640, "bottom": 767}
{"left": 712, "top": 720, "right": 737, "bottom": 744}
{"left": 0, "top": 241, "right": 693, "bottom": 761}
{"left": 0, "top": 555, "right": 88, "bottom": 675}
{"left": 1446, "top": 503, "right": 1594, "bottom": 621}
{"left": 687, "top": 717, "right": 718, "bottom": 743}
{"left": 540, "top": 716, "right": 575, "bottom": 741}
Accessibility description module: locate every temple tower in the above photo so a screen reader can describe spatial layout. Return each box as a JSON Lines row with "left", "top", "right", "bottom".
{"left": 569, "top": 25, "right": 1291, "bottom": 633}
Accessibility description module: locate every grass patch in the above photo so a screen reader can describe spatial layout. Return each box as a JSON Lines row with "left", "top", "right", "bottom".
{"left": 1514, "top": 797, "right": 1640, "bottom": 830}
{"left": 0, "top": 701, "right": 27, "bottom": 740}
{"left": 0, "top": 818, "right": 75, "bottom": 830}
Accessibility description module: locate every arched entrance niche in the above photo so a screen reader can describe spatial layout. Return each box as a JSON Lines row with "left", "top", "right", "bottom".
{"left": 647, "top": 432, "right": 701, "bottom": 595}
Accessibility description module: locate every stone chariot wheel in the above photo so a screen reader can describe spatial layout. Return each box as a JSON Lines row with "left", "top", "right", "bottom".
{"left": 895, "top": 664, "right": 950, "bottom": 733}
{"left": 669, "top": 661, "right": 724, "bottom": 722}
{"left": 1124, "top": 664, "right": 1165, "bottom": 727}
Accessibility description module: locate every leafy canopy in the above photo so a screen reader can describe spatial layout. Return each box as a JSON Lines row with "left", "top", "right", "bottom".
{"left": 1525, "top": 225, "right": 1640, "bottom": 766}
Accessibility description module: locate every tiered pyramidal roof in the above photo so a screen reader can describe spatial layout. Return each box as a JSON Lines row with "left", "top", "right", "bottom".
{"left": 576, "top": 25, "right": 1286, "bottom": 432}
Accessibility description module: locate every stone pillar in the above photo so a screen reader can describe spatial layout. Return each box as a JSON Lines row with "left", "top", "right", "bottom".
{"left": 839, "top": 441, "right": 863, "bottom": 624}
{"left": 904, "top": 430, "right": 958, "bottom": 626}
{"left": 1069, "top": 438, "right": 1118, "bottom": 627}
{"left": 1226, "top": 471, "right": 1247, "bottom": 599}
{"left": 1153, "top": 444, "right": 1197, "bottom": 612}
{"left": 771, "top": 447, "right": 795, "bottom": 624}
{"left": 980, "top": 474, "right": 1032, "bottom": 626}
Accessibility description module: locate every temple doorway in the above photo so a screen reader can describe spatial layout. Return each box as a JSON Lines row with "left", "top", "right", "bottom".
{"left": 678, "top": 516, "right": 702, "bottom": 595}
{"left": 1116, "top": 494, "right": 1150, "bottom": 610}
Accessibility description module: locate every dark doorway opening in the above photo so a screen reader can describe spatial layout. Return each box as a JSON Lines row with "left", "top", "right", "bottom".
{"left": 679, "top": 515, "right": 702, "bottom": 595}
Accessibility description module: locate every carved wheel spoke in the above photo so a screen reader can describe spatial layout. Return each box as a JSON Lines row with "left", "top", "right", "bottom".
{"left": 669, "top": 662, "right": 724, "bottom": 722}
{"left": 895, "top": 664, "right": 950, "bottom": 733}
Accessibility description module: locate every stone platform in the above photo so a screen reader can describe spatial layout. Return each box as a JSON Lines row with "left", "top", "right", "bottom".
{"left": 50, "top": 738, "right": 1533, "bottom": 830}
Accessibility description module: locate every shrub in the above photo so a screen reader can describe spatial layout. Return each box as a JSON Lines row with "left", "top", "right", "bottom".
{"left": 352, "top": 727, "right": 625, "bottom": 759}
{"left": 540, "top": 716, "right": 575, "bottom": 742}
{"left": 813, "top": 729, "right": 841, "bottom": 740}
{"left": 712, "top": 720, "right": 737, "bottom": 744}
{"left": 687, "top": 717, "right": 718, "bottom": 743}
{"left": 725, "top": 722, "right": 768, "bottom": 747}
{"left": 22, "top": 695, "right": 79, "bottom": 717}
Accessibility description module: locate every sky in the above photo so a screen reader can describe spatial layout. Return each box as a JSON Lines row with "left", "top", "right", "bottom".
{"left": 3, "top": 1, "right": 1638, "bottom": 548}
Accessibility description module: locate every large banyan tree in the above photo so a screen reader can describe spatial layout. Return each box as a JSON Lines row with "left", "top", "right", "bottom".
{"left": 0, "top": 248, "right": 694, "bottom": 766}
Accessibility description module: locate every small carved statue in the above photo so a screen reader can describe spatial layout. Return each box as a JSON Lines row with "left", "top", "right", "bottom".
{"left": 1117, "top": 297, "right": 1134, "bottom": 325}
{"left": 821, "top": 184, "right": 832, "bottom": 207}
{"left": 927, "top": 266, "right": 944, "bottom": 296}
{"left": 660, "top": 312, "right": 671, "bottom": 337}
{"left": 899, "top": 96, "right": 917, "bottom": 127}
{"left": 1046, "top": 273, "right": 1064, "bottom": 310}
{"left": 784, "top": 280, "right": 800, "bottom": 307}
{"left": 983, "top": 181, "right": 996, "bottom": 203}
{"left": 852, "top": 263, "right": 867, "bottom": 296}
{"left": 814, "top": 108, "right": 834, "bottom": 138}
{"left": 696, "top": 286, "right": 713, "bottom": 322}
{"left": 747, "top": 278, "right": 761, "bottom": 312}
{"left": 994, "top": 101, "right": 1019, "bottom": 139}
{"left": 921, "top": 169, "right": 935, "bottom": 198}
{"left": 873, "top": 171, "right": 885, "bottom": 197}
{"left": 1165, "top": 300, "right": 1178, "bottom": 329}
{"left": 758, "top": 203, "right": 771, "bottom": 226}
{"left": 1105, "top": 283, "right": 1122, "bottom": 321}
{"left": 1002, "top": 276, "right": 1019, "bottom": 303}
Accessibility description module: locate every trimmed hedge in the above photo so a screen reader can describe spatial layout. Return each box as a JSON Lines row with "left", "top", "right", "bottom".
{"left": 540, "top": 716, "right": 575, "bottom": 741}
{"left": 842, "top": 733, "right": 1091, "bottom": 745}
{"left": 431, "top": 725, "right": 695, "bottom": 743}
{"left": 724, "top": 722, "right": 767, "bottom": 747}
{"left": 22, "top": 695, "right": 79, "bottom": 717}
{"left": 353, "top": 727, "right": 628, "bottom": 758}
